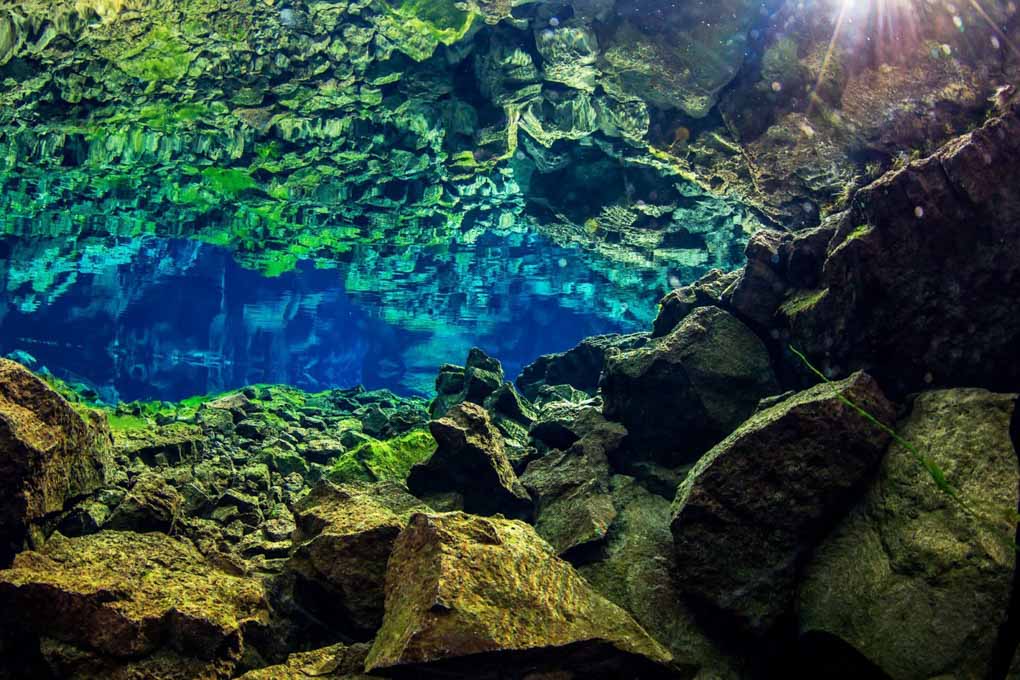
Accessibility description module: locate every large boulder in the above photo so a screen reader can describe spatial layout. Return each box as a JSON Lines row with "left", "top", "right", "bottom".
{"left": 671, "top": 372, "right": 895, "bottom": 636}
{"left": 364, "top": 511, "right": 685, "bottom": 678}
{"left": 800, "top": 389, "right": 1019, "bottom": 680}
{"left": 784, "top": 98, "right": 1020, "bottom": 396}
{"left": 0, "top": 531, "right": 268, "bottom": 675}
{"left": 287, "top": 481, "right": 429, "bottom": 637}
{"left": 407, "top": 404, "right": 532, "bottom": 521}
{"left": 0, "top": 359, "right": 111, "bottom": 563}
{"left": 602, "top": 306, "right": 778, "bottom": 466}
{"left": 516, "top": 333, "right": 648, "bottom": 400}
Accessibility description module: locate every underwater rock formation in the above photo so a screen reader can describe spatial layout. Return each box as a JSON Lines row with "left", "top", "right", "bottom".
{"left": 671, "top": 371, "right": 895, "bottom": 637}
{"left": 0, "top": 530, "right": 268, "bottom": 677}
{"left": 800, "top": 389, "right": 1020, "bottom": 680}
{"left": 1, "top": 2, "right": 1020, "bottom": 679}
{"left": 0, "top": 358, "right": 111, "bottom": 564}
{"left": 364, "top": 511, "right": 682, "bottom": 678}
{"left": 602, "top": 306, "right": 778, "bottom": 466}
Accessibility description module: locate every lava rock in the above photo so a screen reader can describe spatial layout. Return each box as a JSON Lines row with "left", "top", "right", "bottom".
{"left": 408, "top": 404, "right": 532, "bottom": 521}
{"left": 784, "top": 99, "right": 1020, "bottom": 396}
{"left": 520, "top": 412, "right": 625, "bottom": 560}
{"left": 602, "top": 306, "right": 779, "bottom": 467}
{"left": 671, "top": 371, "right": 895, "bottom": 636}
{"left": 0, "top": 531, "right": 267, "bottom": 673}
{"left": 287, "top": 481, "right": 429, "bottom": 637}
{"left": 105, "top": 471, "right": 184, "bottom": 533}
{"left": 800, "top": 389, "right": 1019, "bottom": 680}
{"left": 364, "top": 511, "right": 684, "bottom": 679}
{"left": 517, "top": 333, "right": 648, "bottom": 400}
{"left": 0, "top": 359, "right": 112, "bottom": 564}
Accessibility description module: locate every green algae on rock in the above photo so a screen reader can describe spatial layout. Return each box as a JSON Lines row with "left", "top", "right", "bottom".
{"left": 0, "top": 530, "right": 268, "bottom": 673}
{"left": 365, "top": 511, "right": 685, "bottom": 678}
{"left": 288, "top": 481, "right": 431, "bottom": 636}
{"left": 0, "top": 358, "right": 112, "bottom": 564}
{"left": 800, "top": 389, "right": 1020, "bottom": 680}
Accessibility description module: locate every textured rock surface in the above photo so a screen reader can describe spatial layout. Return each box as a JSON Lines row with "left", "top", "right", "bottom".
{"left": 0, "top": 359, "right": 111, "bottom": 562}
{"left": 800, "top": 389, "right": 1020, "bottom": 680}
{"left": 408, "top": 403, "right": 532, "bottom": 520}
{"left": 517, "top": 332, "right": 648, "bottom": 400}
{"left": 520, "top": 411, "right": 624, "bottom": 558}
{"left": 365, "top": 511, "right": 683, "bottom": 678}
{"left": 287, "top": 481, "right": 429, "bottom": 637}
{"left": 0, "top": 531, "right": 268, "bottom": 671}
{"left": 581, "top": 475, "right": 743, "bottom": 679}
{"left": 671, "top": 372, "right": 895, "bottom": 636}
{"left": 780, "top": 96, "right": 1020, "bottom": 396}
{"left": 237, "top": 642, "right": 372, "bottom": 680}
{"left": 602, "top": 306, "right": 778, "bottom": 466}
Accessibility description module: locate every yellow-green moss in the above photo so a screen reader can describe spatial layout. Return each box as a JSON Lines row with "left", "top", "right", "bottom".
{"left": 780, "top": 288, "right": 829, "bottom": 317}
{"left": 328, "top": 429, "right": 437, "bottom": 484}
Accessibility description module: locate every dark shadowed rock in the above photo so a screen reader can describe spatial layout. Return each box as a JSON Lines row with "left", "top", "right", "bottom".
{"left": 428, "top": 349, "right": 504, "bottom": 419}
{"left": 365, "top": 512, "right": 685, "bottom": 679}
{"left": 520, "top": 412, "right": 625, "bottom": 559}
{"left": 516, "top": 333, "right": 649, "bottom": 400}
{"left": 800, "top": 389, "right": 1019, "bottom": 680}
{"left": 0, "top": 359, "right": 111, "bottom": 564}
{"left": 581, "top": 476, "right": 743, "bottom": 679}
{"left": 784, "top": 100, "right": 1020, "bottom": 396}
{"left": 602, "top": 306, "right": 779, "bottom": 466}
{"left": 287, "top": 481, "right": 429, "bottom": 637}
{"left": 0, "top": 531, "right": 267, "bottom": 674}
{"left": 671, "top": 372, "right": 894, "bottom": 636}
{"left": 408, "top": 404, "right": 532, "bottom": 521}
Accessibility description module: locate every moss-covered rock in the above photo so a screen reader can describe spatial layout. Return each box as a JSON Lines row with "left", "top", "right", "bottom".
{"left": 327, "top": 429, "right": 436, "bottom": 484}
{"left": 0, "top": 359, "right": 112, "bottom": 564}
{"left": 287, "top": 481, "right": 429, "bottom": 636}
{"left": 800, "top": 389, "right": 1019, "bottom": 680}
{"left": 237, "top": 642, "right": 373, "bottom": 680}
{"left": 407, "top": 403, "right": 532, "bottom": 520}
{"left": 0, "top": 531, "right": 268, "bottom": 673}
{"left": 365, "top": 511, "right": 684, "bottom": 678}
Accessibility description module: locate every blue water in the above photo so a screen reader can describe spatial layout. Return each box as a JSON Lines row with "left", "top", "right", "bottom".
{"left": 0, "top": 233, "right": 646, "bottom": 402}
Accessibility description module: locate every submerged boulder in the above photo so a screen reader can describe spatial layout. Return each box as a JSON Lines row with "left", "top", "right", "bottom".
{"left": 800, "top": 389, "right": 1020, "bottom": 680}
{"left": 407, "top": 404, "right": 532, "bottom": 521}
{"left": 287, "top": 481, "right": 429, "bottom": 636}
{"left": 671, "top": 372, "right": 895, "bottom": 636}
{"left": 365, "top": 511, "right": 683, "bottom": 678}
{"left": 0, "top": 531, "right": 268, "bottom": 674}
{"left": 0, "top": 359, "right": 111, "bottom": 563}
{"left": 520, "top": 411, "right": 625, "bottom": 559}
{"left": 428, "top": 349, "right": 504, "bottom": 419}
{"left": 516, "top": 333, "right": 648, "bottom": 400}
{"left": 602, "top": 306, "right": 778, "bottom": 466}
{"left": 581, "top": 476, "right": 743, "bottom": 679}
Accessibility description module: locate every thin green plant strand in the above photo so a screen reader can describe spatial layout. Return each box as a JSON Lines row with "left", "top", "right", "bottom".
{"left": 789, "top": 346, "right": 1020, "bottom": 549}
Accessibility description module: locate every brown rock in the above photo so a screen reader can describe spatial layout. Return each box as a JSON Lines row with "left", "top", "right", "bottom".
{"left": 0, "top": 359, "right": 111, "bottom": 563}
{"left": 671, "top": 372, "right": 894, "bottom": 636}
